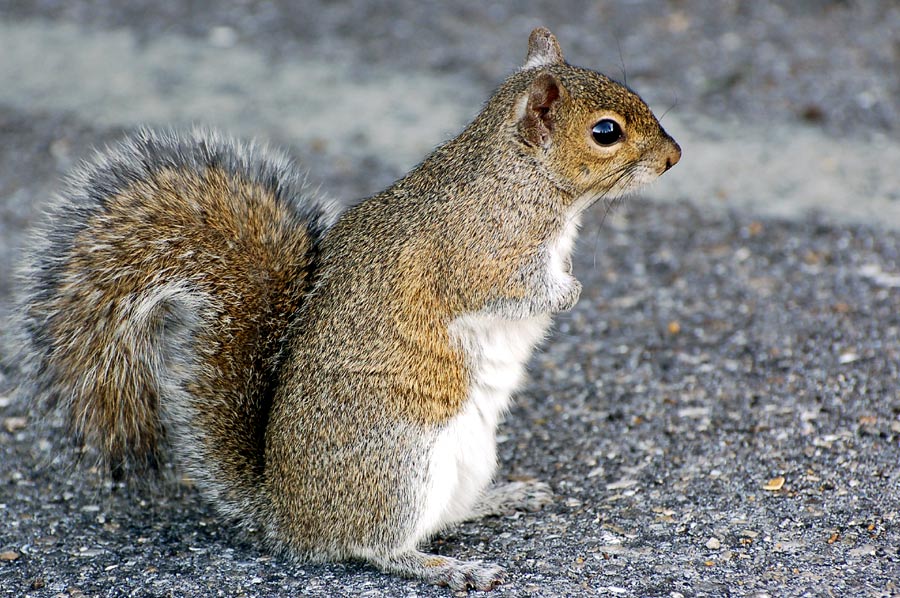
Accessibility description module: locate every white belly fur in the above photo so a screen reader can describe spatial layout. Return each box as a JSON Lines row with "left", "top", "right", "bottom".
{"left": 409, "top": 211, "right": 582, "bottom": 545}
{"left": 413, "top": 312, "right": 551, "bottom": 541}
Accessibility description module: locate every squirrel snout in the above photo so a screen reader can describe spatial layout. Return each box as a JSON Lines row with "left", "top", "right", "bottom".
{"left": 662, "top": 140, "right": 681, "bottom": 172}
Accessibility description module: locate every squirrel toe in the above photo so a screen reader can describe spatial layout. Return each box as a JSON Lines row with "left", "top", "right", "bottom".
{"left": 443, "top": 559, "right": 505, "bottom": 591}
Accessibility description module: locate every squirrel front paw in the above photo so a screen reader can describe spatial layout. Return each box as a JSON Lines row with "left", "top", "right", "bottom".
{"left": 552, "top": 276, "right": 582, "bottom": 312}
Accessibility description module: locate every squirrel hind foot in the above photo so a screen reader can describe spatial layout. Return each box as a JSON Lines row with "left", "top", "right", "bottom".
{"left": 467, "top": 480, "right": 554, "bottom": 520}
{"left": 370, "top": 550, "right": 504, "bottom": 591}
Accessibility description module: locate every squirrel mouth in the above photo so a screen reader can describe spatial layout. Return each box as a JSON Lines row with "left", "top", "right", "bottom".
{"left": 587, "top": 159, "right": 665, "bottom": 216}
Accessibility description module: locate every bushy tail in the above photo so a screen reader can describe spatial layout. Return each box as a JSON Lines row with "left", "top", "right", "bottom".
{"left": 16, "top": 129, "right": 337, "bottom": 520}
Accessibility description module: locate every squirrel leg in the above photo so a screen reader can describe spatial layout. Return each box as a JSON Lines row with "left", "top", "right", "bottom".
{"left": 466, "top": 480, "right": 554, "bottom": 519}
{"left": 369, "top": 550, "right": 504, "bottom": 591}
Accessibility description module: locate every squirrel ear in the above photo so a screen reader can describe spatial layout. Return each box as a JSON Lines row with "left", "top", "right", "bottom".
{"left": 523, "top": 27, "right": 565, "bottom": 69}
{"left": 518, "top": 72, "right": 563, "bottom": 148}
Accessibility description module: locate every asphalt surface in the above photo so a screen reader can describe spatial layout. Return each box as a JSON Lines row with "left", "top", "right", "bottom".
{"left": 1, "top": 1, "right": 899, "bottom": 596}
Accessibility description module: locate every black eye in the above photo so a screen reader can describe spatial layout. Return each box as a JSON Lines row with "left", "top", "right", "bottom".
{"left": 591, "top": 119, "right": 623, "bottom": 146}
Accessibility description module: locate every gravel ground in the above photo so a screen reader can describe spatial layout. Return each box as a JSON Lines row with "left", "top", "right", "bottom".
{"left": 1, "top": 1, "right": 899, "bottom": 596}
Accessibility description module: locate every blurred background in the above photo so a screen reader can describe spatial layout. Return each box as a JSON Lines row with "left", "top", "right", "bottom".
{"left": 1, "top": 2, "right": 899, "bottom": 596}
{"left": 0, "top": 2, "right": 898, "bottom": 276}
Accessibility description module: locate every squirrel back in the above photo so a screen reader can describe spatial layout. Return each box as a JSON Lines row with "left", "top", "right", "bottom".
{"left": 18, "top": 129, "right": 337, "bottom": 517}
{"left": 16, "top": 28, "right": 680, "bottom": 590}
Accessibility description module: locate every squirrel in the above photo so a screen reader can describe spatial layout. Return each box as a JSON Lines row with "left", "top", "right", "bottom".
{"left": 15, "top": 28, "right": 680, "bottom": 591}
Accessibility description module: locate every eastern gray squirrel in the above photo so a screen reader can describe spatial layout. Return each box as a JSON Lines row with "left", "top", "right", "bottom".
{"left": 16, "top": 28, "right": 680, "bottom": 590}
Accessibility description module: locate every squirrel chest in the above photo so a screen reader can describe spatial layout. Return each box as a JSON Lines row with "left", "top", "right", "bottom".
{"left": 415, "top": 311, "right": 551, "bottom": 537}
{"left": 410, "top": 203, "right": 582, "bottom": 535}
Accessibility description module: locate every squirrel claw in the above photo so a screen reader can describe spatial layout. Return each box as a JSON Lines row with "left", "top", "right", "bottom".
{"left": 444, "top": 559, "right": 505, "bottom": 591}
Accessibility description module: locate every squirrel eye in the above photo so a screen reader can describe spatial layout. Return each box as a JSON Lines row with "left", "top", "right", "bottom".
{"left": 591, "top": 119, "right": 623, "bottom": 146}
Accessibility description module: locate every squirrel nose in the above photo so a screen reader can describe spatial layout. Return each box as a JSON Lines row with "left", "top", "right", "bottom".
{"left": 663, "top": 140, "right": 681, "bottom": 172}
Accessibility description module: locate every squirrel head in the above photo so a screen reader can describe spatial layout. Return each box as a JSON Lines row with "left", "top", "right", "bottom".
{"left": 513, "top": 27, "right": 681, "bottom": 205}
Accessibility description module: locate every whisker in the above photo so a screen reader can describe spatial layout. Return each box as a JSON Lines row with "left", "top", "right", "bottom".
{"left": 616, "top": 36, "right": 628, "bottom": 87}
{"left": 565, "top": 163, "right": 636, "bottom": 271}
{"left": 658, "top": 90, "right": 679, "bottom": 122}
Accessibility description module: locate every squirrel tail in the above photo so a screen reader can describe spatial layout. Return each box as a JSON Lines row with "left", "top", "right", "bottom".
{"left": 16, "top": 128, "right": 337, "bottom": 520}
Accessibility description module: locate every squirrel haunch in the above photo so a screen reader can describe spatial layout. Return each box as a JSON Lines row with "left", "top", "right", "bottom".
{"left": 16, "top": 28, "right": 679, "bottom": 591}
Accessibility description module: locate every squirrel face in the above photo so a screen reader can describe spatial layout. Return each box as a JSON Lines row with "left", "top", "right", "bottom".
{"left": 515, "top": 28, "right": 681, "bottom": 207}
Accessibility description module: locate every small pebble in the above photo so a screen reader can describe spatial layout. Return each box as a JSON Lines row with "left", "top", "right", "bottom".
{"left": 2, "top": 417, "right": 27, "bottom": 433}
{"left": 763, "top": 476, "right": 785, "bottom": 491}
{"left": 848, "top": 545, "right": 876, "bottom": 557}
